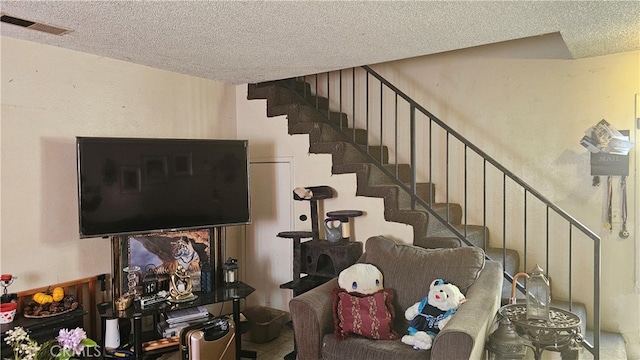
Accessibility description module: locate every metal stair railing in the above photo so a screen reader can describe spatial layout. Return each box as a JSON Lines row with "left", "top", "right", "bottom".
{"left": 274, "top": 65, "right": 601, "bottom": 358}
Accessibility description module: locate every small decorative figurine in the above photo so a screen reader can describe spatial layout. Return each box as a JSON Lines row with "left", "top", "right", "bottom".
{"left": 1, "top": 274, "right": 17, "bottom": 303}
{"left": 169, "top": 266, "right": 196, "bottom": 302}
{"left": 222, "top": 258, "right": 238, "bottom": 285}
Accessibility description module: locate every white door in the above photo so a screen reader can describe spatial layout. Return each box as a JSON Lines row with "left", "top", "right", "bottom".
{"left": 244, "top": 159, "right": 294, "bottom": 311}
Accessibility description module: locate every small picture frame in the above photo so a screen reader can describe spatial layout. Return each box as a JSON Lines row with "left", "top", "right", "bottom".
{"left": 173, "top": 152, "right": 193, "bottom": 176}
{"left": 144, "top": 156, "right": 168, "bottom": 183}
{"left": 120, "top": 166, "right": 142, "bottom": 193}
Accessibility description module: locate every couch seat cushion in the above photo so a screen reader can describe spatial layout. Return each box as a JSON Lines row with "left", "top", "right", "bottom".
{"left": 322, "top": 335, "right": 430, "bottom": 360}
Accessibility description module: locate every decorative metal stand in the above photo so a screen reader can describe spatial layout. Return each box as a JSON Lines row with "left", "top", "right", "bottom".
{"left": 498, "top": 304, "right": 583, "bottom": 360}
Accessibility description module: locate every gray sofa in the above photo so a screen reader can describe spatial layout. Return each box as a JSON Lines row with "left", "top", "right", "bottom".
{"left": 289, "top": 235, "right": 503, "bottom": 360}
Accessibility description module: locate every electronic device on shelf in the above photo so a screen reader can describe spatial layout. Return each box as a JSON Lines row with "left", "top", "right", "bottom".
{"left": 164, "top": 305, "right": 210, "bottom": 324}
{"left": 76, "top": 137, "right": 251, "bottom": 238}
{"left": 139, "top": 292, "right": 169, "bottom": 308}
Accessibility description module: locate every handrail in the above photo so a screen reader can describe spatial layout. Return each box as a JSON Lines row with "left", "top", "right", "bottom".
{"left": 362, "top": 66, "right": 600, "bottom": 242}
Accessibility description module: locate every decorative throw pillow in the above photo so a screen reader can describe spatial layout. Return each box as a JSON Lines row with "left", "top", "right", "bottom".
{"left": 332, "top": 287, "right": 398, "bottom": 340}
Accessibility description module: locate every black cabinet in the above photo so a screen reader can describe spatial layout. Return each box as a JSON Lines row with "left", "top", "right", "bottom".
{"left": 1, "top": 309, "right": 86, "bottom": 359}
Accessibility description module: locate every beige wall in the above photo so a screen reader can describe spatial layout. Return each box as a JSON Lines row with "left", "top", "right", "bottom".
{"left": 236, "top": 45, "right": 639, "bottom": 357}
{"left": 371, "top": 46, "right": 639, "bottom": 357}
{"left": 0, "top": 37, "right": 237, "bottom": 292}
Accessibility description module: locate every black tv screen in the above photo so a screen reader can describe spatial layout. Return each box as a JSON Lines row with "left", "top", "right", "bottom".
{"left": 76, "top": 137, "right": 250, "bottom": 238}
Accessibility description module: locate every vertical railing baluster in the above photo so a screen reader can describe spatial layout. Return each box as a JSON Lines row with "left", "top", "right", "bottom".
{"left": 594, "top": 238, "right": 601, "bottom": 359}
{"left": 546, "top": 206, "right": 550, "bottom": 278}
{"left": 569, "top": 226, "right": 576, "bottom": 335}
{"left": 339, "top": 70, "right": 343, "bottom": 131}
{"left": 503, "top": 173, "right": 507, "bottom": 274}
{"left": 301, "top": 76, "right": 306, "bottom": 100}
{"left": 314, "top": 74, "right": 319, "bottom": 109}
{"left": 464, "top": 145, "right": 468, "bottom": 237}
{"left": 366, "top": 72, "right": 370, "bottom": 155}
{"left": 522, "top": 193, "right": 527, "bottom": 273}
{"left": 394, "top": 94, "right": 399, "bottom": 177}
{"left": 410, "top": 105, "right": 416, "bottom": 210}
{"left": 379, "top": 80, "right": 383, "bottom": 162}
{"left": 483, "top": 160, "right": 487, "bottom": 250}
{"left": 326, "top": 72, "right": 330, "bottom": 117}
{"left": 446, "top": 133, "right": 450, "bottom": 222}
{"left": 524, "top": 189, "right": 527, "bottom": 272}
{"left": 429, "top": 119, "right": 433, "bottom": 206}
{"left": 352, "top": 68, "right": 356, "bottom": 142}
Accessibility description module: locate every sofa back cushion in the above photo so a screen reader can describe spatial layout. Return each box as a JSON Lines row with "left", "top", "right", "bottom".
{"left": 360, "top": 236, "right": 485, "bottom": 325}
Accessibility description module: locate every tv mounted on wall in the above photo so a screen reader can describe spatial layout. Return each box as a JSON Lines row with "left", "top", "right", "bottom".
{"left": 76, "top": 137, "right": 250, "bottom": 238}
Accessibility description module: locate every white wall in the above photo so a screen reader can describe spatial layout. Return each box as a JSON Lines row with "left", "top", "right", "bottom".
{"left": 236, "top": 44, "right": 639, "bottom": 357}
{"left": 0, "top": 37, "right": 237, "bottom": 292}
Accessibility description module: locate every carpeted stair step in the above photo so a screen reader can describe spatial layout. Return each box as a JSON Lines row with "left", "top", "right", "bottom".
{"left": 413, "top": 202, "right": 463, "bottom": 226}
{"left": 553, "top": 299, "right": 627, "bottom": 359}
{"left": 361, "top": 163, "right": 415, "bottom": 185}
{"left": 247, "top": 83, "right": 301, "bottom": 117}
{"left": 315, "top": 109, "right": 350, "bottom": 128}
{"left": 309, "top": 141, "right": 389, "bottom": 165}
{"left": 286, "top": 104, "right": 349, "bottom": 127}
{"left": 482, "top": 247, "right": 522, "bottom": 302}
{"left": 337, "top": 162, "right": 436, "bottom": 200}
{"left": 382, "top": 207, "right": 430, "bottom": 240}
{"left": 346, "top": 163, "right": 434, "bottom": 199}
{"left": 486, "top": 247, "right": 520, "bottom": 275}
{"left": 360, "top": 183, "right": 435, "bottom": 206}
{"left": 426, "top": 223, "right": 489, "bottom": 246}
{"left": 248, "top": 80, "right": 326, "bottom": 109}
{"left": 247, "top": 79, "right": 309, "bottom": 100}
{"left": 248, "top": 82, "right": 332, "bottom": 118}
{"left": 309, "top": 123, "right": 368, "bottom": 145}
{"left": 247, "top": 82, "right": 296, "bottom": 105}
{"left": 583, "top": 330, "right": 627, "bottom": 359}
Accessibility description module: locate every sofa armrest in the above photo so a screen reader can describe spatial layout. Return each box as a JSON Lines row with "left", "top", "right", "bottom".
{"left": 431, "top": 260, "right": 503, "bottom": 360}
{"left": 289, "top": 278, "right": 338, "bottom": 360}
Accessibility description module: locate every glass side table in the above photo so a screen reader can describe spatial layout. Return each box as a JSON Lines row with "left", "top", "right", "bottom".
{"left": 498, "top": 304, "right": 583, "bottom": 360}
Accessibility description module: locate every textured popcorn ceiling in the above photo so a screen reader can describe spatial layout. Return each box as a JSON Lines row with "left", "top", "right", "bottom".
{"left": 1, "top": 1, "right": 639, "bottom": 84}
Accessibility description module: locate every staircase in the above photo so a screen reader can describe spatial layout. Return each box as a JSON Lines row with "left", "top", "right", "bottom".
{"left": 247, "top": 67, "right": 624, "bottom": 359}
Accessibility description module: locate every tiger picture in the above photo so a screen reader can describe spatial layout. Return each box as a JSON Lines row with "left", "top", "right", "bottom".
{"left": 153, "top": 237, "right": 201, "bottom": 275}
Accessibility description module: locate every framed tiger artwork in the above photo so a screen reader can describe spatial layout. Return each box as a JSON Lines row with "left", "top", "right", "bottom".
{"left": 114, "top": 229, "right": 212, "bottom": 296}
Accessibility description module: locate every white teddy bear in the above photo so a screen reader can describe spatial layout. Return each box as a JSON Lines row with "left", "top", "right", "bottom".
{"left": 337, "top": 263, "right": 384, "bottom": 295}
{"left": 401, "top": 279, "right": 466, "bottom": 350}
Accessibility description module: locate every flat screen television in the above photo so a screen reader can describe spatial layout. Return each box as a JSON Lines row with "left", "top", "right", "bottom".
{"left": 76, "top": 137, "right": 250, "bottom": 238}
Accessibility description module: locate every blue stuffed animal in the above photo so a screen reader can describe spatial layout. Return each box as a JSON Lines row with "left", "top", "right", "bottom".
{"left": 401, "top": 279, "right": 466, "bottom": 350}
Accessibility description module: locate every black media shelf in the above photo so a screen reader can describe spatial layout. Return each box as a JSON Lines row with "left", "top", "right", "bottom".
{"left": 279, "top": 276, "right": 334, "bottom": 294}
